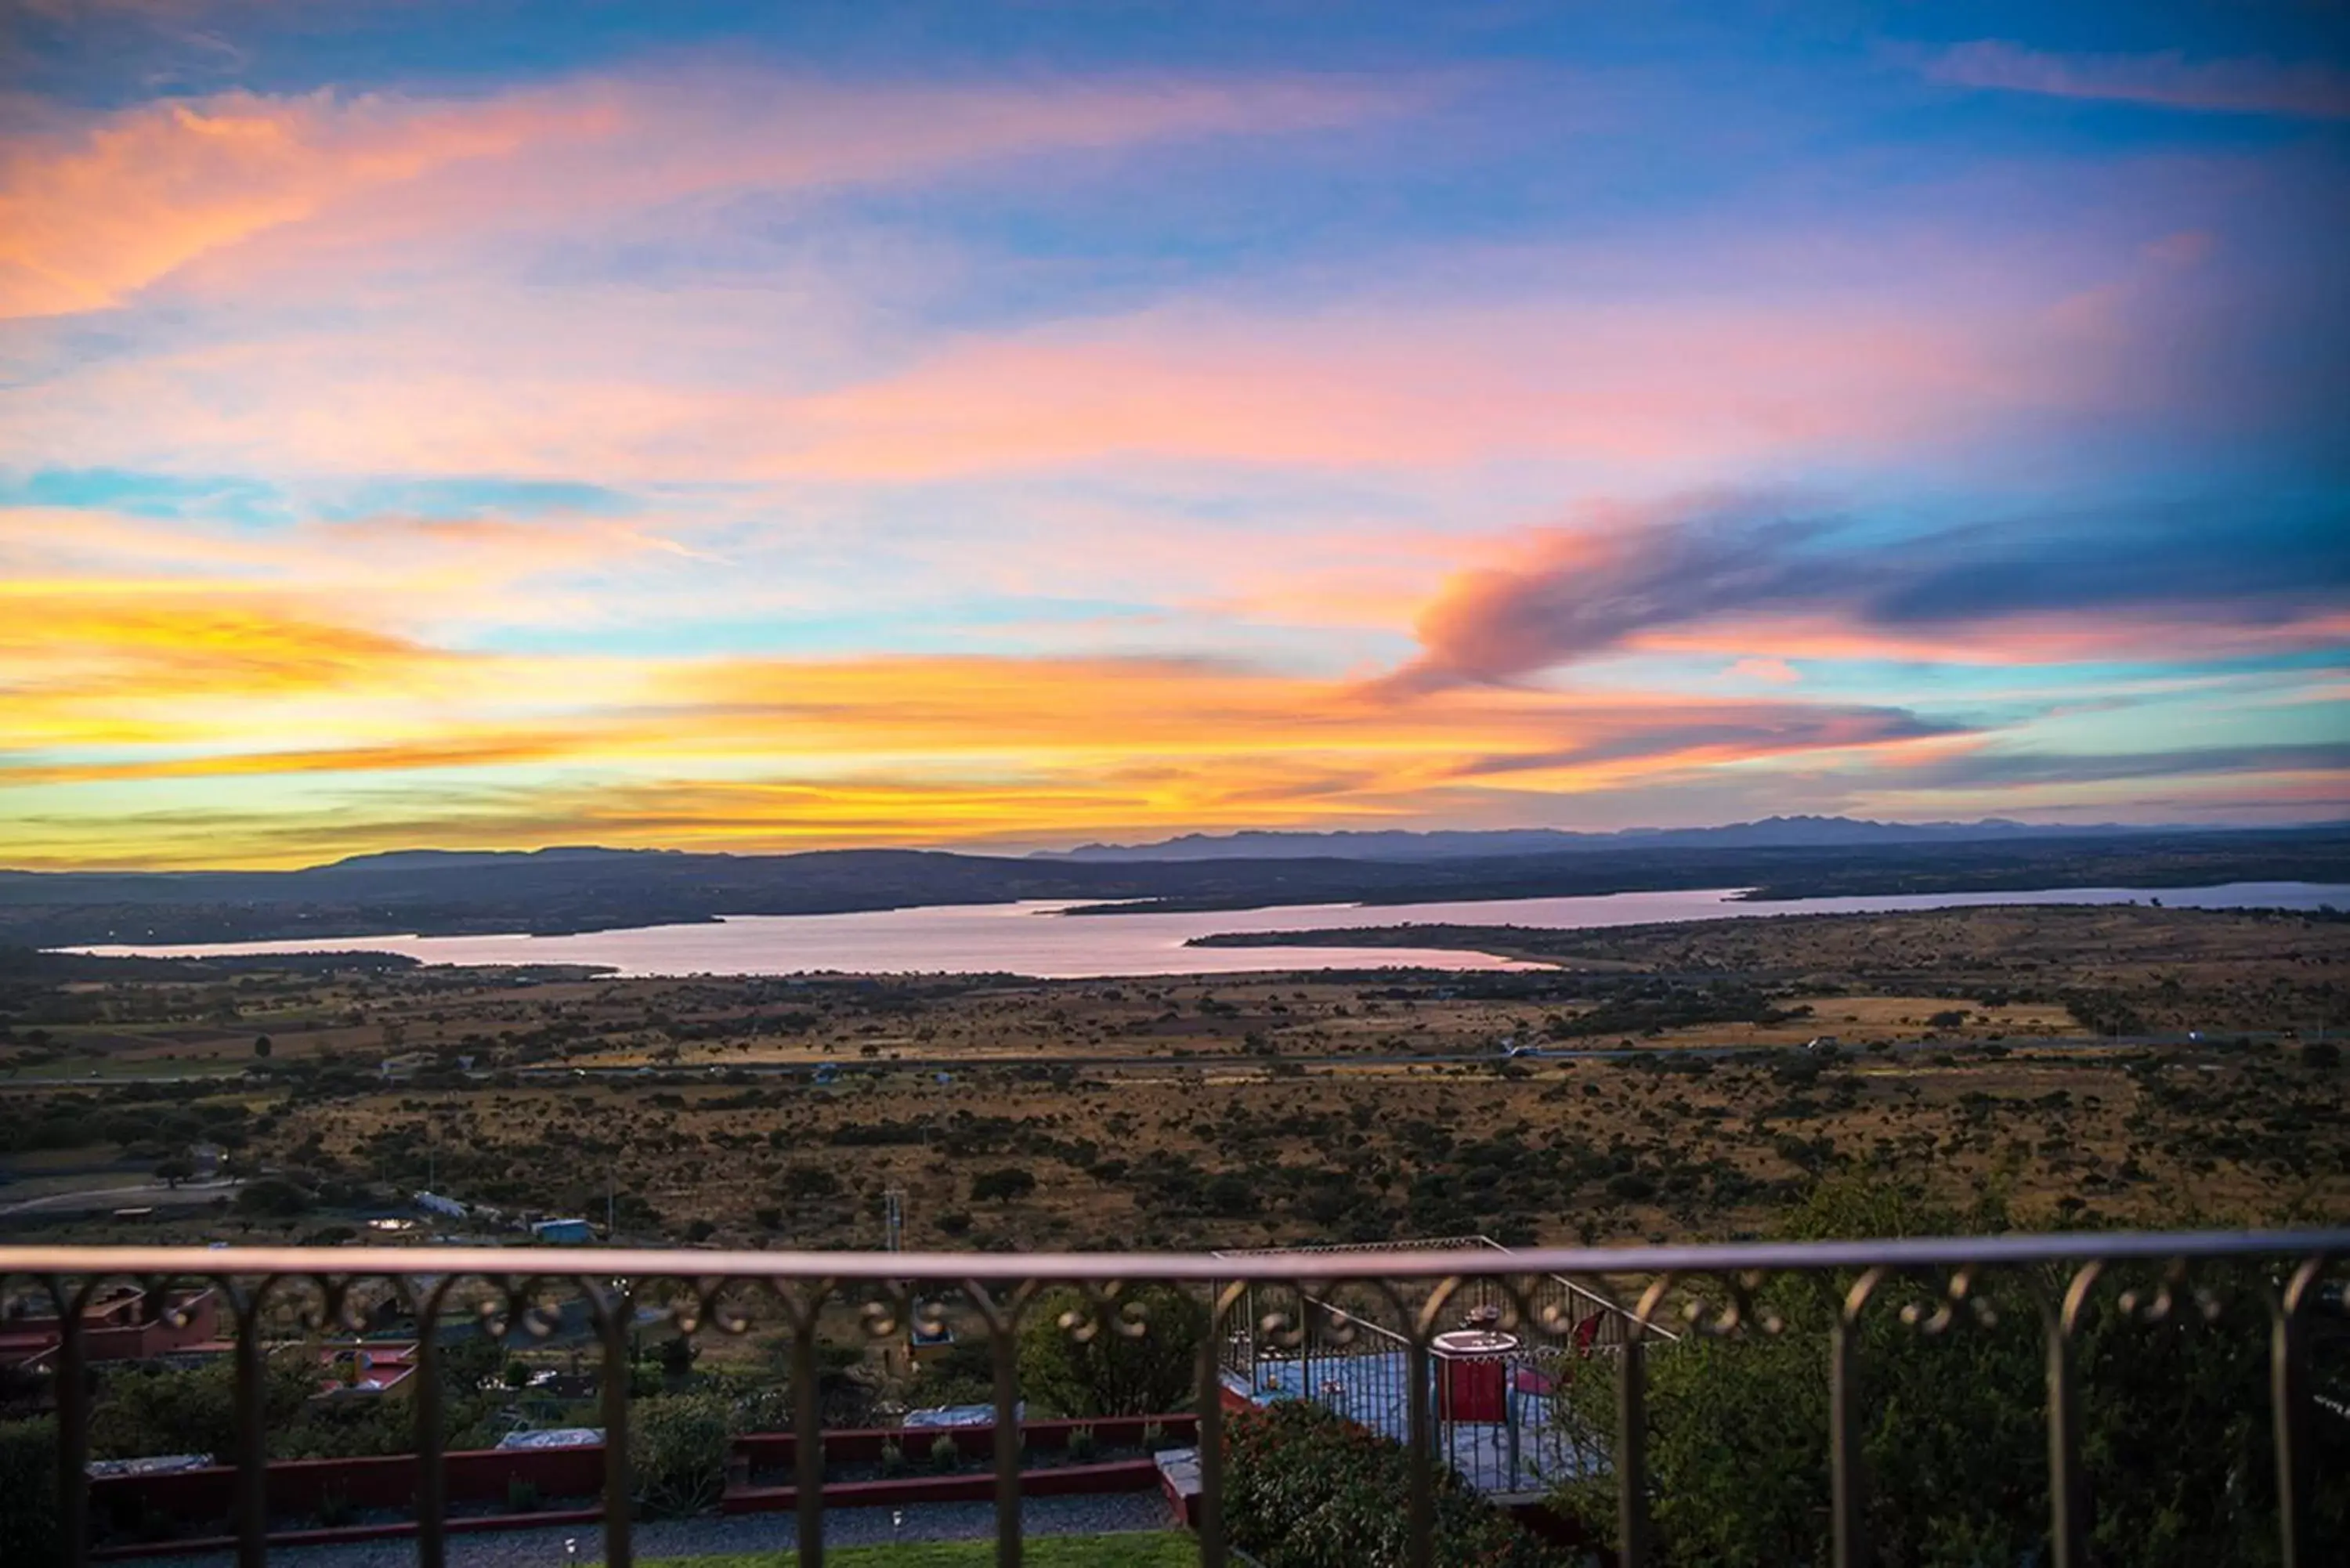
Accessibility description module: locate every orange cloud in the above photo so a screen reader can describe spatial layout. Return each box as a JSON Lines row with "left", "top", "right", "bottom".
{"left": 0, "top": 581, "right": 1963, "bottom": 863}
{"left": 0, "top": 87, "right": 616, "bottom": 317}
{"left": 0, "top": 582, "right": 454, "bottom": 692}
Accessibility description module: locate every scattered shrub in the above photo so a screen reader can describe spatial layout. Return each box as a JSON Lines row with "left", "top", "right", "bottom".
{"left": 970, "top": 1167, "right": 1038, "bottom": 1203}
{"left": 1065, "top": 1423, "right": 1097, "bottom": 1462}
{"left": 1224, "top": 1400, "right": 1552, "bottom": 1567}
{"left": 628, "top": 1392, "right": 731, "bottom": 1518}
{"left": 505, "top": 1477, "right": 542, "bottom": 1514}
{"left": 1018, "top": 1284, "right": 1204, "bottom": 1418}
{"left": 878, "top": 1439, "right": 906, "bottom": 1477}
{"left": 931, "top": 1432, "right": 962, "bottom": 1472}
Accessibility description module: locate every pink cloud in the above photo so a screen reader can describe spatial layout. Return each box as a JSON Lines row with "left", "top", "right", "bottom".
{"left": 776, "top": 298, "right": 2059, "bottom": 481}
{"left": 0, "top": 69, "right": 1407, "bottom": 320}
{"left": 1925, "top": 42, "right": 2350, "bottom": 120}
{"left": 0, "top": 87, "right": 617, "bottom": 318}
{"left": 5, "top": 276, "right": 2095, "bottom": 485}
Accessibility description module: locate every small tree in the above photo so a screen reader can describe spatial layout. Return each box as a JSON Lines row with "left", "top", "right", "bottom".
{"left": 628, "top": 1391, "right": 731, "bottom": 1518}
{"left": 154, "top": 1157, "right": 193, "bottom": 1189}
{"left": 252, "top": 1035, "right": 273, "bottom": 1058}
{"left": 1018, "top": 1284, "right": 1204, "bottom": 1418}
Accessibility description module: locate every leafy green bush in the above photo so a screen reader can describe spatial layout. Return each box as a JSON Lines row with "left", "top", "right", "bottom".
{"left": 505, "top": 1477, "right": 542, "bottom": 1513}
{"left": 88, "top": 1355, "right": 313, "bottom": 1462}
{"left": 1018, "top": 1284, "right": 1202, "bottom": 1418}
{"left": 1224, "top": 1400, "right": 1555, "bottom": 1567}
{"left": 1549, "top": 1179, "right": 2350, "bottom": 1567}
{"left": 0, "top": 1418, "right": 60, "bottom": 1566}
{"left": 878, "top": 1438, "right": 906, "bottom": 1477}
{"left": 1065, "top": 1423, "right": 1097, "bottom": 1462}
{"left": 931, "top": 1432, "right": 961, "bottom": 1472}
{"left": 628, "top": 1392, "right": 732, "bottom": 1519}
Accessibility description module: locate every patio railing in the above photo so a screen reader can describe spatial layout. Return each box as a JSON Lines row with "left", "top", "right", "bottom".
{"left": 3, "top": 1230, "right": 2344, "bottom": 1566}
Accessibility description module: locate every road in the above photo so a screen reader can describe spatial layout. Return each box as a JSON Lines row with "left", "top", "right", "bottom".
{"left": 0, "top": 1176, "right": 240, "bottom": 1216}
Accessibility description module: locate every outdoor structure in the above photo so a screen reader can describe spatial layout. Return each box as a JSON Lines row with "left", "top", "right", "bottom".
{"left": 0, "top": 1232, "right": 2339, "bottom": 1568}
{"left": 316, "top": 1341, "right": 420, "bottom": 1398}
{"left": 530, "top": 1217, "right": 595, "bottom": 1245}
{"left": 0, "top": 1284, "right": 219, "bottom": 1373}
{"left": 1211, "top": 1236, "right": 1675, "bottom": 1494}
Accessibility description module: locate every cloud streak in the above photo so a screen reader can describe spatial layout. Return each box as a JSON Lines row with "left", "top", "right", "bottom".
{"left": 0, "top": 67, "right": 1407, "bottom": 319}
{"left": 1397, "top": 494, "right": 2350, "bottom": 686}
{"left": 1922, "top": 42, "right": 2350, "bottom": 120}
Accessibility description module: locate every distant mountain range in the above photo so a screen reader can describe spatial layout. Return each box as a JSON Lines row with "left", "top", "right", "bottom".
{"left": 2, "top": 819, "right": 2343, "bottom": 951}
{"left": 1030, "top": 815, "right": 2151, "bottom": 862}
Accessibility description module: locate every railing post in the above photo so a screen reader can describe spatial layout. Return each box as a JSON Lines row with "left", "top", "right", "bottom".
{"left": 410, "top": 1307, "right": 446, "bottom": 1568}
{"left": 598, "top": 1284, "right": 634, "bottom": 1568}
{"left": 1616, "top": 1329, "right": 1651, "bottom": 1568}
{"left": 991, "top": 1303, "right": 1024, "bottom": 1568}
{"left": 230, "top": 1289, "right": 269, "bottom": 1568}
{"left": 2045, "top": 1265, "right": 2097, "bottom": 1568}
{"left": 1831, "top": 1270, "right": 1880, "bottom": 1568}
{"left": 1405, "top": 1331, "right": 1434, "bottom": 1568}
{"left": 1831, "top": 1318, "right": 1867, "bottom": 1568}
{"left": 2272, "top": 1259, "right": 2319, "bottom": 1568}
{"left": 792, "top": 1311, "right": 825, "bottom": 1568}
{"left": 54, "top": 1283, "right": 90, "bottom": 1568}
{"left": 1195, "top": 1311, "right": 1227, "bottom": 1568}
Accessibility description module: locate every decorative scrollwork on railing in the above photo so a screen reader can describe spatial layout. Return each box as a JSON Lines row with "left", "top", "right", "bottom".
{"left": 4, "top": 1231, "right": 2345, "bottom": 1568}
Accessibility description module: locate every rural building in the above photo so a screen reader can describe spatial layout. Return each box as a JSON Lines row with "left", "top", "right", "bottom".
{"left": 0, "top": 1286, "right": 220, "bottom": 1374}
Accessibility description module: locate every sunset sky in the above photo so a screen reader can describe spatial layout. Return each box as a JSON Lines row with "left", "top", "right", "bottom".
{"left": 3, "top": 2, "right": 2346, "bottom": 869}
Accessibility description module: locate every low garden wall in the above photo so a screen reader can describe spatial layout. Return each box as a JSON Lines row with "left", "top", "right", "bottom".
{"left": 89, "top": 1414, "right": 1204, "bottom": 1558}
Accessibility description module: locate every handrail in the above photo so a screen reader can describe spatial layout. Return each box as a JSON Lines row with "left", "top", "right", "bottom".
{"left": 3, "top": 1229, "right": 2341, "bottom": 1568}
{"left": 7, "top": 1227, "right": 2345, "bottom": 1280}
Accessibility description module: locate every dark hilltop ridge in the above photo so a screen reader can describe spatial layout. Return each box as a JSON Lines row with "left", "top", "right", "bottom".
{"left": 1, "top": 819, "right": 2344, "bottom": 949}
{"left": 1032, "top": 814, "right": 2142, "bottom": 862}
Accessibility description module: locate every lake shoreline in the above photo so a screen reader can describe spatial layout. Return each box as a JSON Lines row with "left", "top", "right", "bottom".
{"left": 52, "top": 880, "right": 2350, "bottom": 981}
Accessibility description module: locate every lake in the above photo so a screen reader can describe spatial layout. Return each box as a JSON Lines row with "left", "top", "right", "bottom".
{"left": 64, "top": 880, "right": 2350, "bottom": 979}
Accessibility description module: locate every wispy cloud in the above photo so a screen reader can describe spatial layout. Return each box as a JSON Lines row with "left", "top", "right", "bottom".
{"left": 1922, "top": 41, "right": 2350, "bottom": 120}
{"left": 0, "top": 67, "right": 1408, "bottom": 319}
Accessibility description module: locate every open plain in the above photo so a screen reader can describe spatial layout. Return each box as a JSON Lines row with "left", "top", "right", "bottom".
{"left": 5, "top": 903, "right": 2345, "bottom": 1251}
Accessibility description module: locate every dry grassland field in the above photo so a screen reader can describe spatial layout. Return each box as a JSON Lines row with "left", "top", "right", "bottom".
{"left": 4, "top": 904, "right": 2346, "bottom": 1250}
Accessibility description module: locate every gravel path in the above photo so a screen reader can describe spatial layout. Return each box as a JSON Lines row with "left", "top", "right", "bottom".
{"left": 130, "top": 1494, "right": 1182, "bottom": 1568}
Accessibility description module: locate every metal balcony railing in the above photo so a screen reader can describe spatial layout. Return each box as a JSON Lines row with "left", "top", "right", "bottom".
{"left": 3, "top": 1230, "right": 2344, "bottom": 1567}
